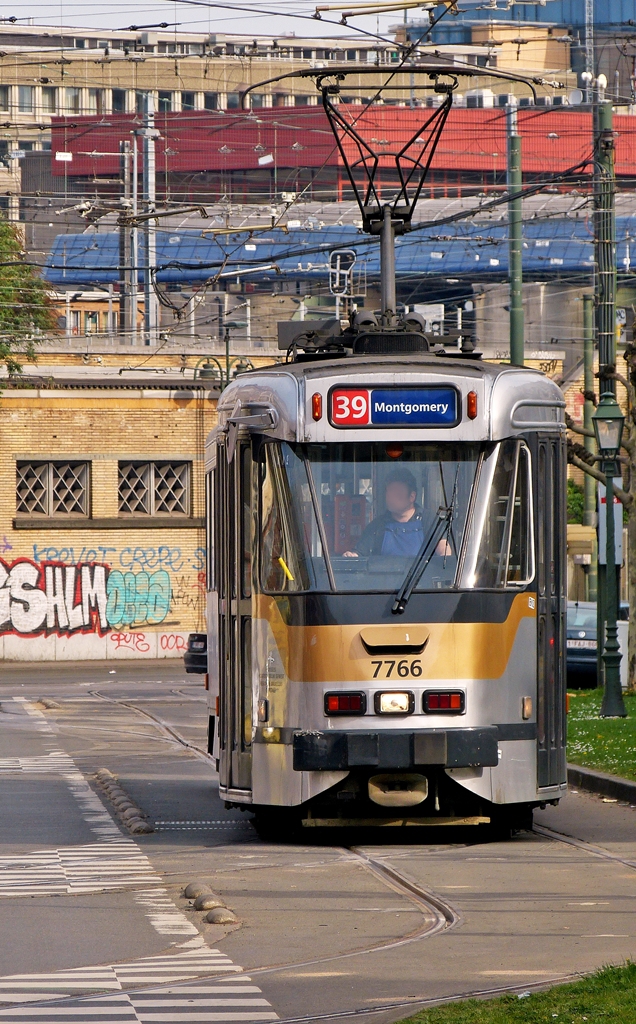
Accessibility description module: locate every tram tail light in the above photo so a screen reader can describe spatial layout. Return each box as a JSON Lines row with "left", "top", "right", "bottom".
{"left": 423, "top": 691, "right": 465, "bottom": 714}
{"left": 312, "top": 393, "right": 323, "bottom": 421}
{"left": 466, "top": 391, "right": 478, "bottom": 420}
{"left": 325, "top": 692, "right": 367, "bottom": 715}
{"left": 522, "top": 696, "right": 533, "bottom": 720}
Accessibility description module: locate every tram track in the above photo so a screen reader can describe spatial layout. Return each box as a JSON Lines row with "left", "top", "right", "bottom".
{"left": 67, "top": 691, "right": 636, "bottom": 1023}
{"left": 73, "top": 692, "right": 462, "bottom": 969}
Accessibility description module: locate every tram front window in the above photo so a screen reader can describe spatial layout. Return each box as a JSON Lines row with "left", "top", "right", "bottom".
{"left": 260, "top": 441, "right": 480, "bottom": 593}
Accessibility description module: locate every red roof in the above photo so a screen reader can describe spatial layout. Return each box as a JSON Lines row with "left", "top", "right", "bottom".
{"left": 50, "top": 107, "right": 636, "bottom": 177}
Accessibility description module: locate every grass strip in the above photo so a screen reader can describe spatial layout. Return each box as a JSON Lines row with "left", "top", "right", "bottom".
{"left": 567, "top": 688, "right": 636, "bottom": 782}
{"left": 397, "top": 961, "right": 636, "bottom": 1023}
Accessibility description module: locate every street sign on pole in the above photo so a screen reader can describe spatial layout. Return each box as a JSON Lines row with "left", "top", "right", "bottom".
{"left": 329, "top": 249, "right": 356, "bottom": 296}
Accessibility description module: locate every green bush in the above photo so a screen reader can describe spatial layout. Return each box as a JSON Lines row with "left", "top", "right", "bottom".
{"left": 567, "top": 478, "right": 585, "bottom": 524}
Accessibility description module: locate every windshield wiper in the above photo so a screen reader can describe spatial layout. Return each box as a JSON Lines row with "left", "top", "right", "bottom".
{"left": 392, "top": 468, "right": 459, "bottom": 615}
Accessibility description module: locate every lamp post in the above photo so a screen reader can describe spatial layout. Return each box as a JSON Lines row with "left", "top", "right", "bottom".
{"left": 223, "top": 320, "right": 248, "bottom": 389}
{"left": 592, "top": 391, "right": 627, "bottom": 717}
{"left": 192, "top": 333, "right": 251, "bottom": 389}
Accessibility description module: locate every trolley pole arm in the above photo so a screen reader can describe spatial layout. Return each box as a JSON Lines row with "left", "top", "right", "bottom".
{"left": 380, "top": 205, "right": 397, "bottom": 326}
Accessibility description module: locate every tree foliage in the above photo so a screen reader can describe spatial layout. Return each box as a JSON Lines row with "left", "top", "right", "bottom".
{"left": 567, "top": 478, "right": 584, "bottom": 524}
{"left": 0, "top": 218, "right": 55, "bottom": 374}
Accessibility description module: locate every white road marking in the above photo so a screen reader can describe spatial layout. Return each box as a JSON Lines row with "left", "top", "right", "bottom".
{"left": 0, "top": 957, "right": 278, "bottom": 1022}
{"left": 0, "top": 702, "right": 279, "bottom": 1021}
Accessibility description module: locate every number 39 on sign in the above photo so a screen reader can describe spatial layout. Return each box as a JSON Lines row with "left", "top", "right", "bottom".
{"left": 330, "top": 388, "right": 370, "bottom": 425}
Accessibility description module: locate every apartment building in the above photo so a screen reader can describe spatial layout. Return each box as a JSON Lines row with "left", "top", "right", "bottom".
{"left": 0, "top": 20, "right": 575, "bottom": 163}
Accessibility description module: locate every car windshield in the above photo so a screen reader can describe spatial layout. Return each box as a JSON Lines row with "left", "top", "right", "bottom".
{"left": 259, "top": 439, "right": 534, "bottom": 594}
{"left": 567, "top": 605, "right": 597, "bottom": 631}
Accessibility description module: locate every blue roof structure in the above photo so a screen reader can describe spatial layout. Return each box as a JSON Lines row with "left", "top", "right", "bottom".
{"left": 43, "top": 217, "right": 636, "bottom": 287}
{"left": 424, "top": 0, "right": 632, "bottom": 44}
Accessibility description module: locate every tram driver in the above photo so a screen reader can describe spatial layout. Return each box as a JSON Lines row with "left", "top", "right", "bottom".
{"left": 343, "top": 467, "right": 451, "bottom": 559}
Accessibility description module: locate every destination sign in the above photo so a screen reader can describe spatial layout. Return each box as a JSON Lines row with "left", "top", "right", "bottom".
{"left": 329, "top": 386, "right": 459, "bottom": 428}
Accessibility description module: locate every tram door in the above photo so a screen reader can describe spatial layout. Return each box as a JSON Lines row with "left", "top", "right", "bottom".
{"left": 536, "top": 436, "right": 567, "bottom": 787}
{"left": 216, "top": 441, "right": 253, "bottom": 793}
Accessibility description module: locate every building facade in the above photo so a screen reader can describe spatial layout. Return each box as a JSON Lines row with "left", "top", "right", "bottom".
{"left": 0, "top": 375, "right": 217, "bottom": 660}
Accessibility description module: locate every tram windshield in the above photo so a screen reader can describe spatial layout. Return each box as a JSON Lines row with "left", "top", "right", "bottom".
{"left": 259, "top": 439, "right": 533, "bottom": 594}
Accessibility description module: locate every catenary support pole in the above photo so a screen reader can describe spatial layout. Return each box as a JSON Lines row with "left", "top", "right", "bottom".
{"left": 595, "top": 101, "right": 616, "bottom": 387}
{"left": 583, "top": 293, "right": 597, "bottom": 600}
{"left": 131, "top": 138, "right": 139, "bottom": 343}
{"left": 507, "top": 104, "right": 524, "bottom": 366}
{"left": 118, "top": 141, "right": 131, "bottom": 339}
{"left": 140, "top": 93, "right": 159, "bottom": 346}
{"left": 593, "top": 99, "right": 623, "bottom": 714}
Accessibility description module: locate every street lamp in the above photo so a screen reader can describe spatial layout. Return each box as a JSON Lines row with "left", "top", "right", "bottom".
{"left": 223, "top": 320, "right": 248, "bottom": 390}
{"left": 592, "top": 391, "right": 627, "bottom": 717}
{"left": 192, "top": 321, "right": 253, "bottom": 391}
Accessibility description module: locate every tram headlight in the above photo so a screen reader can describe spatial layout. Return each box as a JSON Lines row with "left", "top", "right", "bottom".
{"left": 374, "top": 691, "right": 414, "bottom": 715}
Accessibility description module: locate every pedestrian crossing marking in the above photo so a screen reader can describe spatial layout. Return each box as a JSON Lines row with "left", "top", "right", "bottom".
{"left": 0, "top": 700, "right": 278, "bottom": 1020}
{"left": 0, "top": 753, "right": 78, "bottom": 774}
{"left": 0, "top": 841, "right": 162, "bottom": 897}
{"left": 0, "top": 957, "right": 278, "bottom": 1022}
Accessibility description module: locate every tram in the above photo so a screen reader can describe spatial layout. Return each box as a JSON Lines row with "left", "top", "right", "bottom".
{"left": 204, "top": 337, "right": 567, "bottom": 831}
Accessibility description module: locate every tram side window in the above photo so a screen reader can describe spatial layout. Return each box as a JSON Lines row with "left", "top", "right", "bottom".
{"left": 473, "top": 440, "right": 533, "bottom": 588}
{"left": 206, "top": 470, "right": 214, "bottom": 592}
{"left": 241, "top": 447, "right": 252, "bottom": 598}
{"left": 507, "top": 445, "right": 533, "bottom": 583}
{"left": 260, "top": 443, "right": 319, "bottom": 592}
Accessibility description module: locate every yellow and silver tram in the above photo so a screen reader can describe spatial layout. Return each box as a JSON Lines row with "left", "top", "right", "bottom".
{"left": 204, "top": 351, "right": 567, "bottom": 831}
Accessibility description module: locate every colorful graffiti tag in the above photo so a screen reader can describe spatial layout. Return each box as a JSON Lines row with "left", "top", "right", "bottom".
{"left": 0, "top": 558, "right": 172, "bottom": 636}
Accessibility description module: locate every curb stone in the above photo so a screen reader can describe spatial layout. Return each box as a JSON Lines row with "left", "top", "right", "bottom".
{"left": 568, "top": 763, "right": 636, "bottom": 804}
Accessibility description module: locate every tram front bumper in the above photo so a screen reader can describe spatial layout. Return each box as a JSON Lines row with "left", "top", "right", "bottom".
{"left": 292, "top": 727, "right": 499, "bottom": 772}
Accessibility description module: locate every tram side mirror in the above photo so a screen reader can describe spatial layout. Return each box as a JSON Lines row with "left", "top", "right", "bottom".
{"left": 226, "top": 402, "right": 279, "bottom": 462}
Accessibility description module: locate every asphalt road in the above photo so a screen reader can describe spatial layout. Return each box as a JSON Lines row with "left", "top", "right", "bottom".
{"left": 1, "top": 659, "right": 636, "bottom": 1024}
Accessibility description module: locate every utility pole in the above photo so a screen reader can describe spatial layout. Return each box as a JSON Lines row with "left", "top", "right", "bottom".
{"left": 584, "top": 0, "right": 594, "bottom": 103}
{"left": 595, "top": 101, "right": 616, "bottom": 382}
{"left": 118, "top": 141, "right": 132, "bottom": 339}
{"left": 506, "top": 104, "right": 524, "bottom": 366}
{"left": 137, "top": 93, "right": 160, "bottom": 346}
{"left": 131, "top": 138, "right": 139, "bottom": 342}
{"left": 583, "top": 292, "right": 597, "bottom": 601}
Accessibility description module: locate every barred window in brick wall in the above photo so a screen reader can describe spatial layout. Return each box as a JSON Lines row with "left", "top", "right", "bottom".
{"left": 118, "top": 461, "right": 191, "bottom": 516}
{"left": 16, "top": 462, "right": 90, "bottom": 517}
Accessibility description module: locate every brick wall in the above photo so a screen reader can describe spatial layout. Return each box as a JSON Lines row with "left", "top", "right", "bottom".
{"left": 0, "top": 387, "right": 217, "bottom": 661}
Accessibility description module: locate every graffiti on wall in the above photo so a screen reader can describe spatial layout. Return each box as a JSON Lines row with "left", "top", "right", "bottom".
{"left": 1, "top": 557, "right": 182, "bottom": 637}
{"left": 0, "top": 546, "right": 207, "bottom": 637}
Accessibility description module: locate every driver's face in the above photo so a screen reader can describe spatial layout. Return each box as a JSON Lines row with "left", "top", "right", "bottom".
{"left": 385, "top": 481, "right": 416, "bottom": 516}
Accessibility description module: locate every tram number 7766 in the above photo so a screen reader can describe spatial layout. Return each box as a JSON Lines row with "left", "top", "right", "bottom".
{"left": 371, "top": 659, "right": 423, "bottom": 679}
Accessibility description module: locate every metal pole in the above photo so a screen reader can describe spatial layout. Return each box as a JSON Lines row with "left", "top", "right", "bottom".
{"left": 225, "top": 326, "right": 230, "bottom": 389}
{"left": 507, "top": 105, "right": 524, "bottom": 366}
{"left": 600, "top": 465, "right": 626, "bottom": 716}
{"left": 595, "top": 101, "right": 616, "bottom": 388}
{"left": 583, "top": 293, "right": 597, "bottom": 601}
{"left": 119, "top": 141, "right": 131, "bottom": 339}
{"left": 380, "top": 205, "right": 396, "bottom": 327}
{"left": 594, "top": 100, "right": 619, "bottom": 698}
{"left": 131, "top": 137, "right": 139, "bottom": 343}
{"left": 140, "top": 93, "right": 159, "bottom": 347}
{"left": 585, "top": 0, "right": 595, "bottom": 104}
